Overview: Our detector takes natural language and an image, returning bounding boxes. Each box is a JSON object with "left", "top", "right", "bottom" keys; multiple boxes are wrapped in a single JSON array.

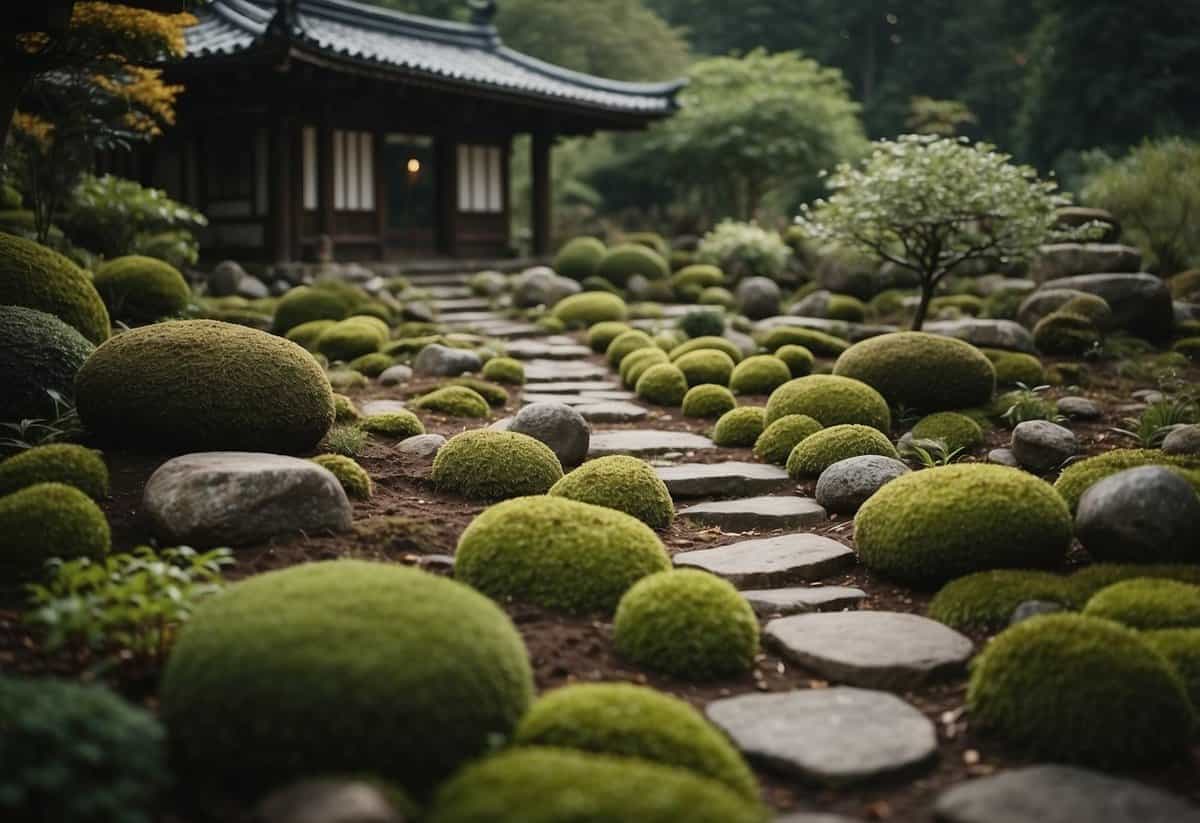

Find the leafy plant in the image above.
[
  {"left": 696, "top": 220, "right": 792, "bottom": 280},
  {"left": 0, "top": 389, "right": 83, "bottom": 456},
  {"left": 323, "top": 423, "right": 368, "bottom": 458},
  {"left": 1111, "top": 397, "right": 1200, "bottom": 448},
  {"left": 891, "top": 403, "right": 924, "bottom": 430},
  {"left": 901, "top": 437, "right": 966, "bottom": 468},
  {"left": 1000, "top": 383, "right": 1065, "bottom": 428}
]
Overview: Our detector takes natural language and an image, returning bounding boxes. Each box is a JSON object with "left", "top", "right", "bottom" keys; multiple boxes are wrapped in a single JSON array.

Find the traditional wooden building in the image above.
[{"left": 135, "top": 0, "right": 682, "bottom": 262}]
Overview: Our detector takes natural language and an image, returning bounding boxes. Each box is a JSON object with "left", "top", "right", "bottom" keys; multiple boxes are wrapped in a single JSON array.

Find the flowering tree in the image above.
[{"left": 798, "top": 135, "right": 1073, "bottom": 330}]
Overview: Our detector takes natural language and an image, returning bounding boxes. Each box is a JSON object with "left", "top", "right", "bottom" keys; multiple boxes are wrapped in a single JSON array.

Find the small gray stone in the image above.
[
  {"left": 1163, "top": 424, "right": 1200, "bottom": 456},
  {"left": 573, "top": 401, "right": 648, "bottom": 423},
  {"left": 790, "top": 289, "right": 833, "bottom": 319},
  {"left": 1010, "top": 420, "right": 1078, "bottom": 473},
  {"left": 933, "top": 764, "right": 1200, "bottom": 823},
  {"left": 256, "top": 779, "right": 405, "bottom": 823},
  {"left": 509, "top": 402, "right": 590, "bottom": 467},
  {"left": 656, "top": 462, "right": 792, "bottom": 499},
  {"left": 395, "top": 433, "right": 446, "bottom": 458},
  {"left": 764, "top": 611, "right": 973, "bottom": 690},
  {"left": 1131, "top": 388, "right": 1166, "bottom": 404},
  {"left": 706, "top": 688, "right": 937, "bottom": 786},
  {"left": 360, "top": 399, "right": 407, "bottom": 416},
  {"left": 676, "top": 496, "right": 827, "bottom": 532},
  {"left": 513, "top": 268, "right": 580, "bottom": 308},
  {"left": 208, "top": 259, "right": 246, "bottom": 297},
  {"left": 1009, "top": 600, "right": 1066, "bottom": 625},
  {"left": 588, "top": 430, "right": 716, "bottom": 457},
  {"left": 1056, "top": 396, "right": 1101, "bottom": 420},
  {"left": 674, "top": 533, "right": 853, "bottom": 587},
  {"left": 814, "top": 455, "right": 910, "bottom": 514},
  {"left": 986, "top": 448, "right": 1019, "bottom": 467},
  {"left": 236, "top": 275, "right": 270, "bottom": 300},
  {"left": 377, "top": 365, "right": 413, "bottom": 386},
  {"left": 412, "top": 343, "right": 481, "bottom": 377},
  {"left": 736, "top": 276, "right": 783, "bottom": 320},
  {"left": 1075, "top": 466, "right": 1200, "bottom": 563},
  {"left": 742, "top": 586, "right": 866, "bottom": 616}
]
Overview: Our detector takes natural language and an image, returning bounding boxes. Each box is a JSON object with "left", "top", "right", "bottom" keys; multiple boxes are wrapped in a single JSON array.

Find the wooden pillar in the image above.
[
  {"left": 269, "top": 113, "right": 294, "bottom": 263},
  {"left": 531, "top": 131, "right": 553, "bottom": 256}
]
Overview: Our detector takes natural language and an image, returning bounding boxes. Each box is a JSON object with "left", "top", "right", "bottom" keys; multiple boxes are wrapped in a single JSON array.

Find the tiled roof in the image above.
[{"left": 184, "top": 0, "right": 683, "bottom": 115}]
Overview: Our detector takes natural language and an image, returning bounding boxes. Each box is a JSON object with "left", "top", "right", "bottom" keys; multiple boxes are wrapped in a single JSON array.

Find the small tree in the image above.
[{"left": 798, "top": 134, "right": 1072, "bottom": 330}]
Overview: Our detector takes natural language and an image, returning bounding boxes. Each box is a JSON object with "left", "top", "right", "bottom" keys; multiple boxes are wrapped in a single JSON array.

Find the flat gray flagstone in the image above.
[
  {"left": 439, "top": 310, "right": 505, "bottom": 323},
  {"left": 573, "top": 402, "right": 649, "bottom": 423},
  {"left": 503, "top": 339, "right": 593, "bottom": 360},
  {"left": 673, "top": 533, "right": 852, "bottom": 587},
  {"left": 587, "top": 429, "right": 716, "bottom": 457},
  {"left": 706, "top": 688, "right": 938, "bottom": 786},
  {"left": 521, "top": 392, "right": 637, "bottom": 407},
  {"left": 764, "top": 611, "right": 973, "bottom": 690},
  {"left": 360, "top": 399, "right": 407, "bottom": 415},
  {"left": 742, "top": 586, "right": 867, "bottom": 616},
  {"left": 525, "top": 360, "right": 611, "bottom": 382},
  {"left": 933, "top": 765, "right": 1200, "bottom": 823},
  {"left": 524, "top": 380, "right": 621, "bottom": 393},
  {"left": 656, "top": 461, "right": 792, "bottom": 499},
  {"left": 775, "top": 815, "right": 862, "bottom": 823},
  {"left": 433, "top": 297, "right": 495, "bottom": 312},
  {"left": 422, "top": 285, "right": 472, "bottom": 299},
  {"left": 676, "top": 496, "right": 827, "bottom": 532}
]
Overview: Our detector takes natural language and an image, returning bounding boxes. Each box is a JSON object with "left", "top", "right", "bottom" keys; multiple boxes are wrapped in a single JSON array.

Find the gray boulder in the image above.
[
  {"left": 986, "top": 448, "right": 1019, "bottom": 468},
  {"left": 1031, "top": 243, "right": 1142, "bottom": 283},
  {"left": 815, "top": 455, "right": 910, "bottom": 514},
  {"left": 1010, "top": 420, "right": 1078, "bottom": 473},
  {"left": 1016, "top": 288, "right": 1093, "bottom": 329},
  {"left": 1056, "top": 396, "right": 1102, "bottom": 420},
  {"left": 208, "top": 260, "right": 246, "bottom": 297},
  {"left": 1055, "top": 206, "right": 1121, "bottom": 242},
  {"left": 257, "top": 780, "right": 405, "bottom": 823},
  {"left": 413, "top": 344, "right": 481, "bottom": 377},
  {"left": 508, "top": 402, "right": 590, "bottom": 467},
  {"left": 377, "top": 364, "right": 413, "bottom": 386},
  {"left": 395, "top": 433, "right": 446, "bottom": 458},
  {"left": 513, "top": 267, "right": 580, "bottom": 308},
  {"left": 924, "top": 318, "right": 1037, "bottom": 353},
  {"left": 1163, "top": 424, "right": 1200, "bottom": 456},
  {"left": 1076, "top": 466, "right": 1200, "bottom": 563},
  {"left": 236, "top": 275, "right": 270, "bottom": 300},
  {"left": 736, "top": 276, "right": 782, "bottom": 320},
  {"left": 1039, "top": 273, "right": 1173, "bottom": 339},
  {"left": 790, "top": 289, "right": 833, "bottom": 319}
]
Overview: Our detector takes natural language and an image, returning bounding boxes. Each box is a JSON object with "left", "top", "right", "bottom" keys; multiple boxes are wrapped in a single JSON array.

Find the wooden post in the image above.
[
  {"left": 531, "top": 131, "right": 552, "bottom": 256},
  {"left": 270, "top": 114, "right": 294, "bottom": 263}
]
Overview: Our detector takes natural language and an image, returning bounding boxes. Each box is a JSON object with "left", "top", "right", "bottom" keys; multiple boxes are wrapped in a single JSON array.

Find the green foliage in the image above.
[
  {"left": 311, "top": 454, "right": 373, "bottom": 500},
  {"left": 712, "top": 407, "right": 766, "bottom": 447},
  {"left": 753, "top": 414, "right": 823, "bottom": 465},
  {"left": 552, "top": 291, "right": 628, "bottom": 327},
  {"left": 1033, "top": 311, "right": 1100, "bottom": 356},
  {"left": 1144, "top": 629, "right": 1200, "bottom": 711},
  {"left": 596, "top": 244, "right": 670, "bottom": 286},
  {"left": 272, "top": 285, "right": 351, "bottom": 333},
  {"left": 759, "top": 326, "right": 848, "bottom": 357},
  {"left": 412, "top": 386, "right": 490, "bottom": 418},
  {"left": 678, "top": 308, "right": 726, "bottom": 339},
  {"left": 906, "top": 96, "right": 978, "bottom": 136},
  {"left": 682, "top": 384, "right": 737, "bottom": 419},
  {"left": 764, "top": 374, "right": 891, "bottom": 431},
  {"left": 929, "top": 570, "right": 1072, "bottom": 631},
  {"left": 995, "top": 383, "right": 1062, "bottom": 428},
  {"left": 456, "top": 495, "right": 670, "bottom": 613},
  {"left": 1054, "top": 449, "right": 1200, "bottom": 511},
  {"left": 1083, "top": 579, "right": 1200, "bottom": 630},
  {"left": 161, "top": 561, "right": 535, "bottom": 795},
  {"left": 855, "top": 464, "right": 1073, "bottom": 586},
  {"left": 636, "top": 363, "right": 689, "bottom": 406},
  {"left": 774, "top": 344, "right": 815, "bottom": 377},
  {"left": 607, "top": 329, "right": 656, "bottom": 366},
  {"left": 550, "top": 455, "right": 675, "bottom": 529},
  {"left": 786, "top": 423, "right": 898, "bottom": 478},
  {"left": 695, "top": 220, "right": 793, "bottom": 278},
  {"left": 729, "top": 355, "right": 791, "bottom": 395},
  {"left": 0, "top": 482, "right": 110, "bottom": 581},
  {"left": 967, "top": 614, "right": 1193, "bottom": 766},
  {"left": 320, "top": 423, "right": 368, "bottom": 458},
  {"left": 674, "top": 349, "right": 735, "bottom": 388},
  {"left": 614, "top": 570, "right": 759, "bottom": 680},
  {"left": 911, "top": 412, "right": 984, "bottom": 452},
  {"left": 0, "top": 305, "right": 94, "bottom": 424},
  {"left": 93, "top": 255, "right": 190, "bottom": 324},
  {"left": 833, "top": 332, "right": 996, "bottom": 412},
  {"left": 76, "top": 320, "right": 335, "bottom": 454},
  {"left": 0, "top": 230, "right": 110, "bottom": 343},
  {"left": 1111, "top": 398, "right": 1199, "bottom": 448},
  {"left": 586, "top": 321, "right": 632, "bottom": 353},
  {"left": 0, "top": 443, "right": 107, "bottom": 499},
  {"left": 552, "top": 236, "right": 607, "bottom": 280},
  {"left": 432, "top": 430, "right": 563, "bottom": 501},
  {"left": 482, "top": 356, "right": 525, "bottom": 385},
  {"left": 0, "top": 675, "right": 169, "bottom": 823}
]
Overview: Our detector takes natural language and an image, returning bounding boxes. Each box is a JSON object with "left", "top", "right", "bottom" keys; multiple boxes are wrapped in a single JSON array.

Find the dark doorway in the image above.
[{"left": 384, "top": 133, "right": 435, "bottom": 253}]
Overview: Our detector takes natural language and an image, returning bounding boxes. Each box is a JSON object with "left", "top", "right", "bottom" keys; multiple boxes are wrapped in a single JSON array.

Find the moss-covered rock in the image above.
[
  {"left": 759, "top": 326, "right": 848, "bottom": 357},
  {"left": 855, "top": 464, "right": 1073, "bottom": 586},
  {"left": 311, "top": 454, "right": 372, "bottom": 499},
  {"left": 636, "top": 363, "right": 688, "bottom": 406},
  {"left": 712, "top": 407, "right": 767, "bottom": 448},
  {"left": 0, "top": 304, "right": 94, "bottom": 422},
  {"left": 0, "top": 444, "right": 108, "bottom": 499},
  {"left": 0, "top": 482, "right": 110, "bottom": 579},
  {"left": 587, "top": 321, "right": 632, "bottom": 353},
  {"left": 552, "top": 236, "right": 607, "bottom": 280},
  {"left": 596, "top": 244, "right": 670, "bottom": 287},
  {"left": 729, "top": 355, "right": 791, "bottom": 395},
  {"left": 1054, "top": 449, "right": 1200, "bottom": 511},
  {"left": 682, "top": 384, "right": 737, "bottom": 419},
  {"left": 285, "top": 319, "right": 338, "bottom": 351},
  {"left": 76, "top": 320, "right": 334, "bottom": 454},
  {"left": 1083, "top": 579, "right": 1200, "bottom": 630},
  {"left": 754, "top": 414, "right": 823, "bottom": 465},
  {"left": 432, "top": 431, "right": 563, "bottom": 501},
  {"left": 316, "top": 317, "right": 387, "bottom": 362},
  {"left": 764, "top": 375, "right": 891, "bottom": 431},
  {"left": 607, "top": 330, "right": 656, "bottom": 367},
  {"left": 412, "top": 386, "right": 490, "bottom": 418},
  {"left": 550, "top": 455, "right": 674, "bottom": 529},
  {"left": 482, "top": 356, "right": 525, "bottom": 385},
  {"left": 361, "top": 411, "right": 425, "bottom": 440},
  {"left": 0, "top": 231, "right": 110, "bottom": 343},
  {"left": 833, "top": 332, "right": 996, "bottom": 412},
  {"left": 826, "top": 294, "right": 867, "bottom": 322},
  {"left": 1174, "top": 337, "right": 1200, "bottom": 360},
  {"left": 983, "top": 349, "right": 1045, "bottom": 386},
  {"left": 439, "top": 377, "right": 509, "bottom": 408},
  {"left": 345, "top": 352, "right": 394, "bottom": 377},
  {"left": 911, "top": 411, "right": 984, "bottom": 451},
  {"left": 327, "top": 368, "right": 367, "bottom": 391},
  {"left": 669, "top": 336, "right": 743, "bottom": 364},
  {"left": 552, "top": 291, "right": 628, "bottom": 328},
  {"left": 674, "top": 349, "right": 735, "bottom": 388},
  {"left": 699, "top": 286, "right": 736, "bottom": 308},
  {"left": 966, "top": 614, "right": 1193, "bottom": 765},
  {"left": 930, "top": 294, "right": 985, "bottom": 317},
  {"left": 272, "top": 285, "right": 350, "bottom": 333},
  {"left": 774, "top": 344, "right": 815, "bottom": 377},
  {"left": 456, "top": 495, "right": 669, "bottom": 612},
  {"left": 513, "top": 683, "right": 757, "bottom": 800},
  {"left": 1067, "top": 563, "right": 1200, "bottom": 606},
  {"left": 93, "top": 255, "right": 189, "bottom": 324},
  {"left": 614, "top": 570, "right": 759, "bottom": 680},
  {"left": 786, "top": 424, "right": 899, "bottom": 478},
  {"left": 671, "top": 264, "right": 725, "bottom": 301},
  {"left": 929, "top": 570, "right": 1072, "bottom": 631},
  {"left": 1143, "top": 628, "right": 1200, "bottom": 710},
  {"left": 1034, "top": 311, "right": 1101, "bottom": 356},
  {"left": 332, "top": 393, "right": 360, "bottom": 423},
  {"left": 1060, "top": 293, "right": 1113, "bottom": 328},
  {"left": 620, "top": 347, "right": 670, "bottom": 387},
  {"left": 161, "top": 561, "right": 533, "bottom": 795}
]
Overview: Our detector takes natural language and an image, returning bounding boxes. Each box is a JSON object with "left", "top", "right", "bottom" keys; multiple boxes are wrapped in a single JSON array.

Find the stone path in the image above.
[
  {"left": 676, "top": 496, "right": 827, "bottom": 532},
  {"left": 572, "top": 402, "right": 649, "bottom": 423},
  {"left": 741, "top": 586, "right": 867, "bottom": 616},
  {"left": 521, "top": 391, "right": 637, "bottom": 405},
  {"left": 525, "top": 360, "right": 611, "bottom": 382},
  {"left": 504, "top": 339, "right": 592, "bottom": 360},
  {"left": 656, "top": 461, "right": 792, "bottom": 499},
  {"left": 673, "top": 534, "right": 853, "bottom": 588},
  {"left": 587, "top": 429, "right": 716, "bottom": 457}
]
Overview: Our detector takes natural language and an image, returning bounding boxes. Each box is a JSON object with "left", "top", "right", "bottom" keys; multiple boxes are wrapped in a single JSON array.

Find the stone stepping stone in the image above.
[
  {"left": 525, "top": 381, "right": 621, "bottom": 393},
  {"left": 360, "top": 399, "right": 407, "bottom": 415},
  {"left": 676, "top": 496, "right": 826, "bottom": 532},
  {"left": 522, "top": 392, "right": 636, "bottom": 407},
  {"left": 504, "top": 340, "right": 594, "bottom": 360},
  {"left": 742, "top": 586, "right": 866, "bottom": 616},
  {"left": 422, "top": 286, "right": 472, "bottom": 299},
  {"left": 933, "top": 765, "right": 1200, "bottom": 823},
  {"left": 706, "top": 688, "right": 937, "bottom": 786},
  {"left": 775, "top": 815, "right": 861, "bottom": 823},
  {"left": 673, "top": 534, "right": 852, "bottom": 588},
  {"left": 525, "top": 360, "right": 610, "bottom": 382},
  {"left": 587, "top": 429, "right": 717, "bottom": 457},
  {"left": 440, "top": 310, "right": 505, "bottom": 323},
  {"left": 404, "top": 273, "right": 471, "bottom": 287},
  {"left": 433, "top": 297, "right": 495, "bottom": 312},
  {"left": 657, "top": 461, "right": 792, "bottom": 499},
  {"left": 574, "top": 402, "right": 649, "bottom": 423},
  {"left": 764, "top": 611, "right": 973, "bottom": 690}
]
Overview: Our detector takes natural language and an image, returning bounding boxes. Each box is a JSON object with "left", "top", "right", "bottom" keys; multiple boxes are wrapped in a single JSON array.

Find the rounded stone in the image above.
[
  {"left": 815, "top": 455, "right": 910, "bottom": 515},
  {"left": 1056, "top": 396, "right": 1101, "bottom": 420},
  {"left": 1009, "top": 599, "right": 1067, "bottom": 625},
  {"left": 413, "top": 344, "right": 482, "bottom": 377},
  {"left": 395, "top": 433, "right": 446, "bottom": 458},
  {"left": 1010, "top": 419, "right": 1078, "bottom": 473},
  {"left": 1075, "top": 466, "right": 1200, "bottom": 563},
  {"left": 987, "top": 447, "right": 1019, "bottom": 467},
  {"left": 377, "top": 364, "right": 413, "bottom": 386},
  {"left": 1163, "top": 424, "right": 1200, "bottom": 456},
  {"left": 508, "top": 402, "right": 590, "bottom": 467},
  {"left": 735, "top": 276, "right": 782, "bottom": 320}
]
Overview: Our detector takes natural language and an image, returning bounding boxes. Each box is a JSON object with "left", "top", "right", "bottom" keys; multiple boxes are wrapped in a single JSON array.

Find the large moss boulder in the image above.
[
  {"left": 431, "top": 430, "right": 563, "bottom": 501},
  {"left": 1053, "top": 449, "right": 1200, "bottom": 511},
  {"left": 75, "top": 320, "right": 334, "bottom": 454},
  {"left": 93, "top": 255, "right": 190, "bottom": 324},
  {"left": 764, "top": 374, "right": 891, "bottom": 431},
  {"left": 0, "top": 231, "right": 110, "bottom": 343},
  {"left": 833, "top": 332, "right": 996, "bottom": 412},
  {"left": 160, "top": 561, "right": 534, "bottom": 796},
  {"left": 0, "top": 304, "right": 94, "bottom": 422}
]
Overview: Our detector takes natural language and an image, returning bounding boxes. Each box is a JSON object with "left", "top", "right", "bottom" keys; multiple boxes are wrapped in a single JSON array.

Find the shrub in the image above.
[
  {"left": 432, "top": 431, "right": 563, "bottom": 501},
  {"left": 412, "top": 387, "right": 490, "bottom": 418},
  {"left": 1082, "top": 579, "right": 1200, "bottom": 630},
  {"left": 607, "top": 330, "right": 656, "bottom": 366},
  {"left": 786, "top": 424, "right": 899, "bottom": 478},
  {"left": 425, "top": 747, "right": 765, "bottom": 823},
  {"left": 481, "top": 356, "right": 525, "bottom": 385},
  {"left": 774, "top": 344, "right": 815, "bottom": 377},
  {"left": 586, "top": 321, "right": 632, "bottom": 353},
  {"left": 550, "top": 455, "right": 674, "bottom": 529},
  {"left": 440, "top": 377, "right": 509, "bottom": 408},
  {"left": 0, "top": 231, "right": 110, "bottom": 343},
  {"left": 674, "top": 349, "right": 735, "bottom": 388},
  {"left": 311, "top": 454, "right": 373, "bottom": 500},
  {"left": 1143, "top": 629, "right": 1200, "bottom": 710},
  {"left": 1054, "top": 449, "right": 1200, "bottom": 511},
  {"left": 911, "top": 412, "right": 984, "bottom": 451},
  {"left": 620, "top": 347, "right": 670, "bottom": 387},
  {"left": 759, "top": 326, "right": 849, "bottom": 357},
  {"left": 855, "top": 464, "right": 1072, "bottom": 586},
  {"left": 346, "top": 352, "right": 394, "bottom": 377},
  {"left": 0, "top": 443, "right": 107, "bottom": 499},
  {"left": 316, "top": 317, "right": 386, "bottom": 362},
  {"left": 764, "top": 374, "right": 891, "bottom": 431},
  {"left": 0, "top": 676, "right": 168, "bottom": 823},
  {"left": 76, "top": 320, "right": 334, "bottom": 454},
  {"left": 754, "top": 414, "right": 823, "bottom": 465},
  {"left": 285, "top": 319, "right": 338, "bottom": 351},
  {"left": 614, "top": 570, "right": 759, "bottom": 680},
  {"left": 929, "top": 570, "right": 1072, "bottom": 631},
  {"left": 93, "top": 255, "right": 190, "bottom": 324},
  {"left": 636, "top": 363, "right": 689, "bottom": 406},
  {"left": 272, "top": 285, "right": 349, "bottom": 333},
  {"left": 833, "top": 332, "right": 996, "bottom": 412},
  {"left": 669, "top": 336, "right": 743, "bottom": 363},
  {"left": 712, "top": 407, "right": 766, "bottom": 447},
  {"left": 596, "top": 244, "right": 670, "bottom": 286},
  {"left": 682, "top": 385, "right": 737, "bottom": 419},
  {"left": 729, "top": 355, "right": 791, "bottom": 395},
  {"left": 966, "top": 614, "right": 1193, "bottom": 765},
  {"left": 456, "top": 495, "right": 669, "bottom": 612},
  {"left": 1033, "top": 311, "right": 1101, "bottom": 356},
  {"left": 678, "top": 308, "right": 726, "bottom": 339},
  {"left": 0, "top": 304, "right": 94, "bottom": 423},
  {"left": 0, "top": 482, "right": 110, "bottom": 580},
  {"left": 161, "top": 561, "right": 534, "bottom": 795},
  {"left": 695, "top": 220, "right": 791, "bottom": 279},
  {"left": 513, "top": 683, "right": 757, "bottom": 800},
  {"left": 984, "top": 349, "right": 1045, "bottom": 386},
  {"left": 552, "top": 236, "right": 606, "bottom": 280},
  {"left": 64, "top": 174, "right": 206, "bottom": 266}
]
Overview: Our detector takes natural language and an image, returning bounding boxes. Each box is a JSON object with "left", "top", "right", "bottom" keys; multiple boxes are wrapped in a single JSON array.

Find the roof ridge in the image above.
[
  {"left": 211, "top": 0, "right": 275, "bottom": 32},
  {"left": 494, "top": 45, "right": 686, "bottom": 96},
  {"left": 301, "top": 0, "right": 500, "bottom": 48}
]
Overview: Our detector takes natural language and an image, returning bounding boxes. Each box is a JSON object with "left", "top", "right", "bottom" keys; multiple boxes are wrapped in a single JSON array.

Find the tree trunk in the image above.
[{"left": 911, "top": 282, "right": 934, "bottom": 331}]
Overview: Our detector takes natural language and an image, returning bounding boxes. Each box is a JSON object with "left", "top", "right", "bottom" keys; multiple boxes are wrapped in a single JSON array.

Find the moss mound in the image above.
[
  {"left": 549, "top": 455, "right": 674, "bottom": 529},
  {"left": 333, "top": 393, "right": 361, "bottom": 423},
  {"left": 76, "top": 320, "right": 334, "bottom": 454},
  {"left": 552, "top": 236, "right": 607, "bottom": 280},
  {"left": 1173, "top": 337, "right": 1200, "bottom": 360},
  {"left": 669, "top": 336, "right": 742, "bottom": 363},
  {"left": 596, "top": 243, "right": 670, "bottom": 286},
  {"left": 911, "top": 411, "right": 984, "bottom": 451},
  {"left": 967, "top": 614, "right": 1192, "bottom": 766},
  {"left": 272, "top": 285, "right": 349, "bottom": 333},
  {"left": 412, "top": 386, "right": 490, "bottom": 418},
  {"left": 699, "top": 286, "right": 736, "bottom": 308},
  {"left": 712, "top": 407, "right": 766, "bottom": 447},
  {"left": 0, "top": 304, "right": 94, "bottom": 422},
  {"left": 513, "top": 683, "right": 757, "bottom": 800},
  {"left": 754, "top": 414, "right": 823, "bottom": 465},
  {"left": 1034, "top": 311, "right": 1100, "bottom": 356},
  {"left": 552, "top": 291, "right": 628, "bottom": 328},
  {"left": 587, "top": 321, "right": 632, "bottom": 353},
  {"left": 0, "top": 444, "right": 108, "bottom": 499},
  {"left": 729, "top": 355, "right": 791, "bottom": 395},
  {"left": 682, "top": 384, "right": 737, "bottom": 419},
  {"left": 774, "top": 344, "right": 815, "bottom": 377},
  {"left": 983, "top": 349, "right": 1045, "bottom": 386},
  {"left": 620, "top": 347, "right": 669, "bottom": 387},
  {"left": 759, "top": 326, "right": 848, "bottom": 357},
  {"left": 93, "top": 255, "right": 190, "bottom": 323},
  {"left": 426, "top": 747, "right": 765, "bottom": 823},
  {"left": 161, "top": 561, "right": 533, "bottom": 796},
  {"left": 311, "top": 454, "right": 372, "bottom": 499},
  {"left": 456, "top": 495, "right": 669, "bottom": 612},
  {"left": 432, "top": 431, "right": 563, "bottom": 501},
  {"left": 672, "top": 264, "right": 726, "bottom": 301},
  {"left": 1054, "top": 449, "right": 1200, "bottom": 511},
  {"left": 764, "top": 374, "right": 891, "bottom": 431},
  {"left": 636, "top": 363, "right": 688, "bottom": 406},
  {"left": 0, "top": 482, "right": 110, "bottom": 579},
  {"left": 674, "top": 349, "right": 734, "bottom": 388},
  {"left": 0, "top": 230, "right": 110, "bottom": 343},
  {"left": 786, "top": 424, "right": 899, "bottom": 478},
  {"left": 1061, "top": 293, "right": 1113, "bottom": 327},
  {"left": 607, "top": 330, "right": 656, "bottom": 367},
  {"left": 440, "top": 377, "right": 509, "bottom": 408},
  {"left": 327, "top": 368, "right": 366, "bottom": 391},
  {"left": 1067, "top": 563, "right": 1200, "bottom": 606},
  {"left": 361, "top": 411, "right": 425, "bottom": 440},
  {"left": 833, "top": 332, "right": 996, "bottom": 412},
  {"left": 1144, "top": 629, "right": 1200, "bottom": 710},
  {"left": 929, "top": 570, "right": 1071, "bottom": 630},
  {"left": 854, "top": 464, "right": 1073, "bottom": 586},
  {"left": 345, "top": 352, "right": 393, "bottom": 377},
  {"left": 316, "top": 317, "right": 387, "bottom": 361},
  {"left": 1083, "top": 579, "right": 1200, "bottom": 630},
  {"left": 482, "top": 356, "right": 525, "bottom": 385},
  {"left": 614, "top": 570, "right": 759, "bottom": 680}
]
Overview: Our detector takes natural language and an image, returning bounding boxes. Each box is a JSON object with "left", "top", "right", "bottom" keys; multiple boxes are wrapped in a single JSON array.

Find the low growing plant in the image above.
[
  {"left": 1112, "top": 396, "right": 1200, "bottom": 448},
  {"left": 0, "top": 389, "right": 84, "bottom": 456},
  {"left": 999, "top": 383, "right": 1064, "bottom": 428},
  {"left": 901, "top": 437, "right": 966, "bottom": 468}
]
